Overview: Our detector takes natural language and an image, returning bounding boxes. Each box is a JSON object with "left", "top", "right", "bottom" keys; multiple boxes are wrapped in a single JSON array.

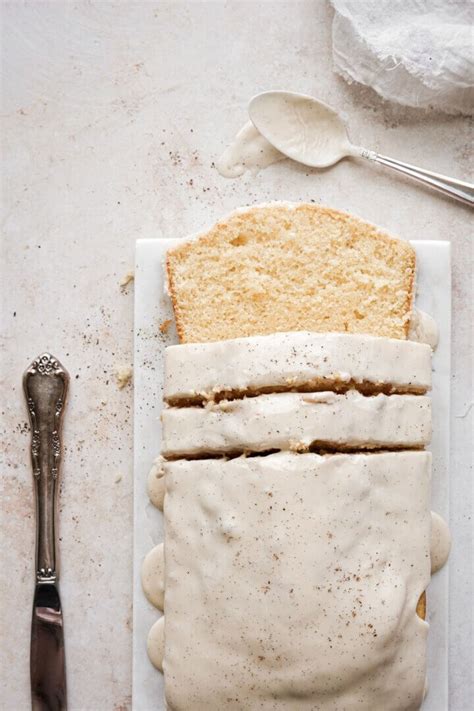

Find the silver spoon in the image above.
[{"left": 249, "top": 90, "right": 474, "bottom": 207}]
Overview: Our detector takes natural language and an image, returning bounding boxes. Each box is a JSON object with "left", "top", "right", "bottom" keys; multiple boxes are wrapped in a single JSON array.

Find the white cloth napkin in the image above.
[{"left": 330, "top": 0, "right": 474, "bottom": 115}]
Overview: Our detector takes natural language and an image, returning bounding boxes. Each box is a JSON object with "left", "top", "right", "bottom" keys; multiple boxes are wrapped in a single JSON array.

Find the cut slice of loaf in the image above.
[
  {"left": 164, "top": 332, "right": 432, "bottom": 404},
  {"left": 161, "top": 391, "right": 432, "bottom": 458},
  {"left": 166, "top": 203, "right": 416, "bottom": 343}
]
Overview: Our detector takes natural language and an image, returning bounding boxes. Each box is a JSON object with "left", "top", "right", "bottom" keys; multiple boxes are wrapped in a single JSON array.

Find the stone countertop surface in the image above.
[{"left": 1, "top": 2, "right": 472, "bottom": 710}]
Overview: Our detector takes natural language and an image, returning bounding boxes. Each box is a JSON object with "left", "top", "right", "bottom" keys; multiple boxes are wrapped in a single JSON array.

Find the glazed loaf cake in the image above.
[{"left": 144, "top": 204, "right": 437, "bottom": 710}]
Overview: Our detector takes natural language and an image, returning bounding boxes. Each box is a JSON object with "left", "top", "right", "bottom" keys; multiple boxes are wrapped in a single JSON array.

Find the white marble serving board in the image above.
[{"left": 133, "top": 237, "right": 451, "bottom": 711}]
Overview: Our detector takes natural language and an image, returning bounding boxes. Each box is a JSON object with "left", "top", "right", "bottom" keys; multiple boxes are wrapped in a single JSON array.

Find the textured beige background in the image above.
[{"left": 1, "top": 2, "right": 472, "bottom": 710}]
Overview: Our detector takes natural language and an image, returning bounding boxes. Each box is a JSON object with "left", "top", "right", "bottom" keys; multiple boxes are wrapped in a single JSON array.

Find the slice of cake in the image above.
[
  {"left": 163, "top": 451, "right": 431, "bottom": 710},
  {"left": 166, "top": 203, "right": 416, "bottom": 343},
  {"left": 161, "top": 390, "right": 432, "bottom": 458},
  {"left": 164, "top": 332, "right": 432, "bottom": 404}
]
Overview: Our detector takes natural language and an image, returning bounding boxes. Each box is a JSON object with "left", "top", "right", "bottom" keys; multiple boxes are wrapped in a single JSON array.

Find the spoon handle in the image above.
[{"left": 359, "top": 149, "right": 474, "bottom": 207}]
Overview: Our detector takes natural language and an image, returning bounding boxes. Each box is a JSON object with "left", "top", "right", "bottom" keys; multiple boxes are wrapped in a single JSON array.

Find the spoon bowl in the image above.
[{"left": 248, "top": 90, "right": 356, "bottom": 168}]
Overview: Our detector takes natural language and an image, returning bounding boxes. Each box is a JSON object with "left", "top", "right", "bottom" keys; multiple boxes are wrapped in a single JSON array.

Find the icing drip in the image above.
[
  {"left": 147, "top": 457, "right": 165, "bottom": 510},
  {"left": 216, "top": 121, "right": 285, "bottom": 178},
  {"left": 141, "top": 543, "right": 165, "bottom": 610},
  {"left": 147, "top": 616, "right": 165, "bottom": 672},
  {"left": 430, "top": 511, "right": 451, "bottom": 574},
  {"left": 409, "top": 309, "right": 439, "bottom": 350}
]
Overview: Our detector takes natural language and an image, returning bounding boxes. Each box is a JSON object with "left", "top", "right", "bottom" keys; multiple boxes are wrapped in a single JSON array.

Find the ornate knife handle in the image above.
[{"left": 24, "top": 354, "right": 69, "bottom": 583}]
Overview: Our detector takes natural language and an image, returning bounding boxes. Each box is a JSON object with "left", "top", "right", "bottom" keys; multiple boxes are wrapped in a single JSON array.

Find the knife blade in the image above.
[
  {"left": 31, "top": 583, "right": 66, "bottom": 710},
  {"left": 24, "top": 353, "right": 69, "bottom": 711}
]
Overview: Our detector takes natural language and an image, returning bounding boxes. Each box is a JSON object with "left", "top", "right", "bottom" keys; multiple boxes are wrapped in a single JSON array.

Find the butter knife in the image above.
[{"left": 24, "top": 353, "right": 69, "bottom": 711}]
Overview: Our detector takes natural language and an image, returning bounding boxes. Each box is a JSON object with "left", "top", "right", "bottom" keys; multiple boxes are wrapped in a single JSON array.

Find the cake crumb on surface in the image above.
[
  {"left": 120, "top": 270, "right": 135, "bottom": 290},
  {"left": 159, "top": 318, "right": 172, "bottom": 334},
  {"left": 115, "top": 365, "right": 133, "bottom": 389}
]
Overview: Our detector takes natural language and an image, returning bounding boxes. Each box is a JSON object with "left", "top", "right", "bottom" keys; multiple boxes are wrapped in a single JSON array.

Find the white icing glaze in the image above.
[
  {"left": 162, "top": 390, "right": 432, "bottom": 457},
  {"left": 163, "top": 451, "right": 431, "bottom": 710},
  {"left": 164, "top": 332, "right": 432, "bottom": 402},
  {"left": 216, "top": 121, "right": 285, "bottom": 178},
  {"left": 141, "top": 543, "right": 164, "bottom": 610},
  {"left": 409, "top": 309, "right": 439, "bottom": 350},
  {"left": 147, "top": 616, "right": 165, "bottom": 672},
  {"left": 430, "top": 511, "right": 451, "bottom": 574},
  {"left": 249, "top": 91, "right": 352, "bottom": 168},
  {"left": 147, "top": 457, "right": 165, "bottom": 510}
]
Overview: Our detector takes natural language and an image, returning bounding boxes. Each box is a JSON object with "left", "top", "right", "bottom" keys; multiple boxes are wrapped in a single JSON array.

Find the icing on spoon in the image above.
[{"left": 249, "top": 91, "right": 355, "bottom": 168}]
